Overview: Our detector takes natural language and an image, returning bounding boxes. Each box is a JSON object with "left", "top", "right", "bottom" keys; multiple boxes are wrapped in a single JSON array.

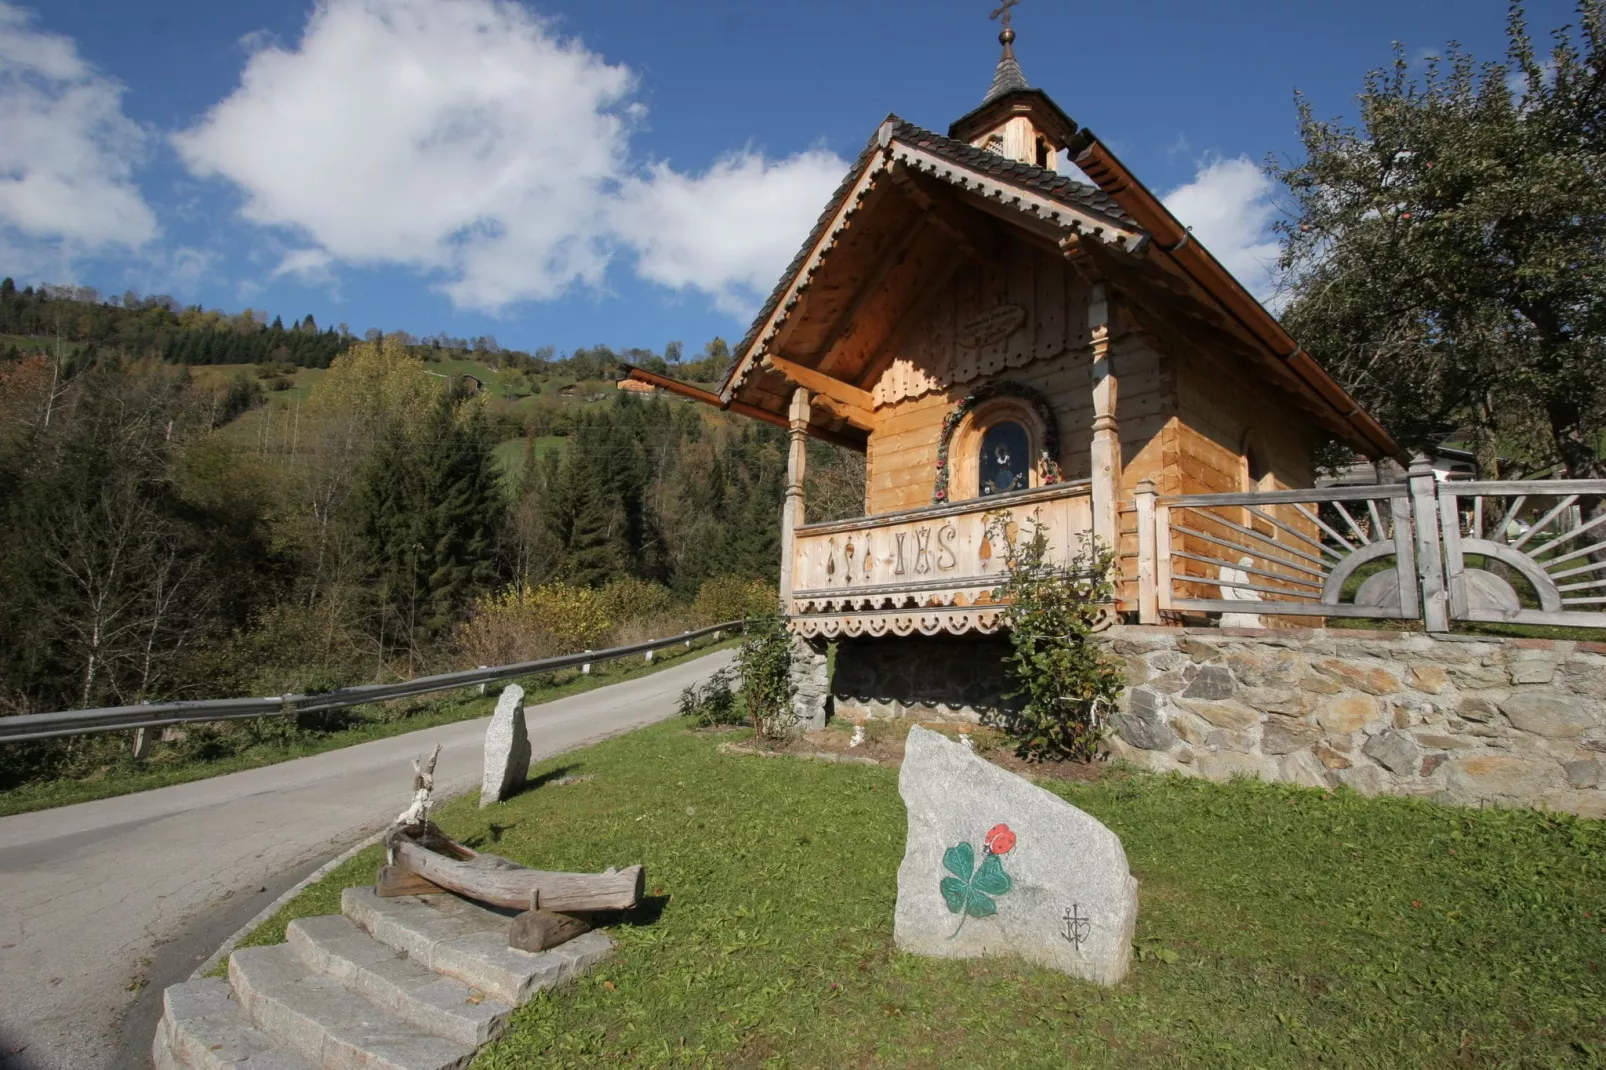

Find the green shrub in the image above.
[
  {"left": 677, "top": 667, "right": 740, "bottom": 726},
  {"left": 693, "top": 576, "right": 778, "bottom": 625},
  {"left": 599, "top": 577, "right": 674, "bottom": 624},
  {"left": 988, "top": 519, "right": 1123, "bottom": 761},
  {"left": 735, "top": 613, "right": 796, "bottom": 739}
]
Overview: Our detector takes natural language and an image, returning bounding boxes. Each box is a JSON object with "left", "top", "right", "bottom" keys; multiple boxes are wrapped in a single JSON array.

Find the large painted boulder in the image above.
[{"left": 894, "top": 726, "right": 1139, "bottom": 985}]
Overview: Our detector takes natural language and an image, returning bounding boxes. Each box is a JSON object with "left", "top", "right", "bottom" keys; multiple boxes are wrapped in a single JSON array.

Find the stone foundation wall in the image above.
[
  {"left": 832, "top": 635, "right": 1015, "bottom": 722},
  {"left": 1104, "top": 626, "right": 1606, "bottom": 818},
  {"left": 788, "top": 634, "right": 830, "bottom": 731}
]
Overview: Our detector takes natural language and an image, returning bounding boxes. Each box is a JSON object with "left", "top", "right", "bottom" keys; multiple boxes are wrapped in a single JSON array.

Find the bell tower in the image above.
[{"left": 948, "top": 1, "right": 1078, "bottom": 172}]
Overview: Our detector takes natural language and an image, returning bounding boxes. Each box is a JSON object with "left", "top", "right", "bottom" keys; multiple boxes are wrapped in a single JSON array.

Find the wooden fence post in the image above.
[
  {"left": 1135, "top": 479, "right": 1158, "bottom": 624},
  {"left": 1408, "top": 457, "right": 1449, "bottom": 632}
]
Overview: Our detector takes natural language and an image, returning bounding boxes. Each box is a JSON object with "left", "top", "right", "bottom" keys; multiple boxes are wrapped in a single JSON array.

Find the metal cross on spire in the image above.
[
  {"left": 981, "top": 0, "right": 1028, "bottom": 102},
  {"left": 990, "top": 0, "right": 1019, "bottom": 32}
]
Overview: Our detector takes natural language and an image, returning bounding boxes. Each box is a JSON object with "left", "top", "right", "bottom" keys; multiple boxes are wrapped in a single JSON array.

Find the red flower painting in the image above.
[{"left": 984, "top": 823, "right": 1016, "bottom": 856}]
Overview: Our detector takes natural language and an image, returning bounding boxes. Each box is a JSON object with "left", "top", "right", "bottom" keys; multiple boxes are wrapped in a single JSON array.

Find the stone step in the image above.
[
  {"left": 342, "top": 887, "right": 612, "bottom": 1006},
  {"left": 155, "top": 977, "right": 318, "bottom": 1070},
  {"left": 287, "top": 915, "right": 514, "bottom": 1047},
  {"left": 229, "top": 944, "right": 476, "bottom": 1070}
]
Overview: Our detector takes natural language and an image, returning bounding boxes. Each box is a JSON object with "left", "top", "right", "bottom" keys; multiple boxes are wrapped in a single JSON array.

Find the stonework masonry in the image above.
[
  {"left": 821, "top": 625, "right": 1606, "bottom": 818},
  {"left": 1103, "top": 626, "right": 1606, "bottom": 818},
  {"left": 789, "top": 634, "right": 831, "bottom": 731}
]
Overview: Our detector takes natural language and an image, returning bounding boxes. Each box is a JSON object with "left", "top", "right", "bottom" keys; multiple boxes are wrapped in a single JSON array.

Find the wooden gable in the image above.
[{"left": 709, "top": 115, "right": 1398, "bottom": 470}]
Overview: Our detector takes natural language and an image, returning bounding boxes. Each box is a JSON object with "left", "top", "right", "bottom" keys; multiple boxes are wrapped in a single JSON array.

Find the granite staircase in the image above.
[{"left": 154, "top": 887, "right": 611, "bottom": 1070}]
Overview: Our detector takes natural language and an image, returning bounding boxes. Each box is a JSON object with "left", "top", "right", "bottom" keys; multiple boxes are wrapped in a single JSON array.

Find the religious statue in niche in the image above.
[
  {"left": 941, "top": 823, "right": 1016, "bottom": 937},
  {"left": 932, "top": 382, "right": 1064, "bottom": 505},
  {"left": 979, "top": 421, "right": 1030, "bottom": 496}
]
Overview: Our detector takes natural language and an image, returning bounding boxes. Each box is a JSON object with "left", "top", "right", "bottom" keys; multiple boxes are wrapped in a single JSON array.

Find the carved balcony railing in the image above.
[{"left": 787, "top": 480, "right": 1094, "bottom": 638}]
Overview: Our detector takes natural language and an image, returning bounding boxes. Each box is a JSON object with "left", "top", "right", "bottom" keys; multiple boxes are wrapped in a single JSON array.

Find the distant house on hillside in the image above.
[{"left": 626, "top": 15, "right": 1397, "bottom": 727}]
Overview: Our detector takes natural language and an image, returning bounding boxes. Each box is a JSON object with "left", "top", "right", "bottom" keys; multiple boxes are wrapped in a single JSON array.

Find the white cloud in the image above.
[
  {"left": 0, "top": 2, "right": 158, "bottom": 266},
  {"left": 1161, "top": 155, "right": 1280, "bottom": 304},
  {"left": 271, "top": 247, "right": 336, "bottom": 282},
  {"left": 174, "top": 0, "right": 845, "bottom": 319},
  {"left": 614, "top": 148, "right": 845, "bottom": 317}
]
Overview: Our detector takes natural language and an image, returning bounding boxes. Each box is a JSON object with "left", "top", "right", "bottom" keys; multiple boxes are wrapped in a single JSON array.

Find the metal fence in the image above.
[
  {"left": 1139, "top": 462, "right": 1606, "bottom": 632},
  {"left": 0, "top": 620, "right": 745, "bottom": 744}
]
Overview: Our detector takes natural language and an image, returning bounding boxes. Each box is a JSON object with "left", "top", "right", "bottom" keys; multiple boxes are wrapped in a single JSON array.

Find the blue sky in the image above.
[{"left": 0, "top": 0, "right": 1575, "bottom": 356}]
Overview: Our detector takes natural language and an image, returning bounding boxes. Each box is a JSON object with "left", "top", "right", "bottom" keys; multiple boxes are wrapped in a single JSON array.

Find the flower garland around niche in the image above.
[{"left": 932, "top": 381, "right": 1063, "bottom": 504}]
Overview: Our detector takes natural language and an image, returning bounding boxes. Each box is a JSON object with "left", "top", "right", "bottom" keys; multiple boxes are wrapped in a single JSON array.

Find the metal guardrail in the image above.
[{"left": 0, "top": 620, "right": 746, "bottom": 743}]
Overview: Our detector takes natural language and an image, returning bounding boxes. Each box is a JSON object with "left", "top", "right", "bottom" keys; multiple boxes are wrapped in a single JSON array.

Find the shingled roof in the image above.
[
  {"left": 729, "top": 116, "right": 1135, "bottom": 372},
  {"left": 983, "top": 46, "right": 1029, "bottom": 102}
]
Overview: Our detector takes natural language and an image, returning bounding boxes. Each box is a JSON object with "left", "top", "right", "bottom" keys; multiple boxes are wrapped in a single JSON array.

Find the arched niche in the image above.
[{"left": 933, "top": 382, "right": 1065, "bottom": 504}]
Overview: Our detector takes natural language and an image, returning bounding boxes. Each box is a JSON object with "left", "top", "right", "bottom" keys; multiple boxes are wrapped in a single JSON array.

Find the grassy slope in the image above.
[
  {"left": 0, "top": 640, "right": 734, "bottom": 819},
  {"left": 234, "top": 722, "right": 1606, "bottom": 1068}
]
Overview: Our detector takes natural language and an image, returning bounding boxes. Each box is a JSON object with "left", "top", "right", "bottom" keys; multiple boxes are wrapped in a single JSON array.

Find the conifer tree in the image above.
[{"left": 353, "top": 392, "right": 505, "bottom": 643}]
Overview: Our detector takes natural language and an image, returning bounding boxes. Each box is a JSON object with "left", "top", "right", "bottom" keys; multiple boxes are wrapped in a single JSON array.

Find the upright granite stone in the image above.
[
  {"left": 894, "top": 726, "right": 1138, "bottom": 986},
  {"left": 481, "top": 684, "right": 530, "bottom": 807}
]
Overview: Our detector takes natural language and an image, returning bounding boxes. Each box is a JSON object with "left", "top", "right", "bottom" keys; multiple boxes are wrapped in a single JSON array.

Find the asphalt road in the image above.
[{"left": 0, "top": 648, "right": 733, "bottom": 1070}]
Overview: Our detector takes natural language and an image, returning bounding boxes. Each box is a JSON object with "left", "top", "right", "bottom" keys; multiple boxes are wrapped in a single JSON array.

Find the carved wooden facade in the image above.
[{"left": 628, "top": 37, "right": 1398, "bottom": 642}]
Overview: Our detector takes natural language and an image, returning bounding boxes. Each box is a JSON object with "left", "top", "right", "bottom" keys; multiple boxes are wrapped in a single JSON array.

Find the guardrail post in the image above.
[
  {"left": 477, "top": 667, "right": 488, "bottom": 695},
  {"left": 582, "top": 651, "right": 592, "bottom": 675},
  {"left": 1135, "top": 479, "right": 1158, "bottom": 624},
  {"left": 644, "top": 649, "right": 654, "bottom": 664},
  {"left": 131, "top": 726, "right": 150, "bottom": 760},
  {"left": 1408, "top": 456, "right": 1449, "bottom": 632}
]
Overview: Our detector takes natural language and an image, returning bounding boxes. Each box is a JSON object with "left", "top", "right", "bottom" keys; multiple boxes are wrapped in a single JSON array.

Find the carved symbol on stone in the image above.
[
  {"left": 1060, "top": 904, "right": 1090, "bottom": 950},
  {"left": 895, "top": 533, "right": 907, "bottom": 575},
  {"left": 936, "top": 522, "right": 958, "bottom": 571},
  {"left": 957, "top": 305, "right": 1028, "bottom": 349},
  {"left": 914, "top": 527, "right": 933, "bottom": 574}
]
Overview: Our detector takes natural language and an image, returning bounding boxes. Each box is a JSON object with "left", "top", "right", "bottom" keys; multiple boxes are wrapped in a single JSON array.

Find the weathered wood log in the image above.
[
  {"left": 375, "top": 863, "right": 446, "bottom": 898},
  {"left": 389, "top": 828, "right": 644, "bottom": 913},
  {"left": 508, "top": 909, "right": 595, "bottom": 952}
]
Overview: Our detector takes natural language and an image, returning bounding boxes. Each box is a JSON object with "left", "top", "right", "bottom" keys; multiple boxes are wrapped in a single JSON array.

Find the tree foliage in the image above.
[{"left": 1272, "top": 2, "right": 1606, "bottom": 477}]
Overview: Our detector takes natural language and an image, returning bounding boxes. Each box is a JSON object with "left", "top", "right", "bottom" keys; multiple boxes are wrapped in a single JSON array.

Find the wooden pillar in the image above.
[
  {"left": 778, "top": 387, "right": 811, "bottom": 609},
  {"left": 1135, "top": 478, "right": 1158, "bottom": 624},
  {"left": 1088, "top": 283, "right": 1120, "bottom": 553},
  {"left": 1408, "top": 456, "right": 1449, "bottom": 632}
]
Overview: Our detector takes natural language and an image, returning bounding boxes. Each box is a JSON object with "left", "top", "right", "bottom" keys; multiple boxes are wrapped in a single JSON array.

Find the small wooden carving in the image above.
[{"left": 957, "top": 305, "right": 1027, "bottom": 349}]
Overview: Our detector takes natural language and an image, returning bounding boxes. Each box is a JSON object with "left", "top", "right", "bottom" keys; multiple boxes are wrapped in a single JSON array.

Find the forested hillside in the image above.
[{"left": 0, "top": 279, "right": 864, "bottom": 739}]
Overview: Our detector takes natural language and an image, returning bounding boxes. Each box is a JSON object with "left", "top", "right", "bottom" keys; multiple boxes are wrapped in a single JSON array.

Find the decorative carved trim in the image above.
[
  {"left": 933, "top": 381, "right": 1065, "bottom": 504},
  {"left": 957, "top": 305, "right": 1028, "bottom": 349},
  {"left": 726, "top": 154, "right": 891, "bottom": 400},
  {"left": 787, "top": 607, "right": 1006, "bottom": 639}
]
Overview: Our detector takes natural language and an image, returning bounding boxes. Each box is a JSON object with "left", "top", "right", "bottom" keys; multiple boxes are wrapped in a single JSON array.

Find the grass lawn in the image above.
[
  {"left": 0, "top": 639, "right": 733, "bottom": 819},
  {"left": 493, "top": 435, "right": 568, "bottom": 484},
  {"left": 234, "top": 721, "right": 1606, "bottom": 1068}
]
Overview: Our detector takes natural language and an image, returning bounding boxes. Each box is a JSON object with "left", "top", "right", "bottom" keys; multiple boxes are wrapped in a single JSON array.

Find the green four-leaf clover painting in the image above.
[{"left": 941, "top": 823, "right": 1016, "bottom": 937}]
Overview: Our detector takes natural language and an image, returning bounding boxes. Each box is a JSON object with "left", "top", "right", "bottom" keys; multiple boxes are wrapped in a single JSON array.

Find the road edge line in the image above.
[{"left": 188, "top": 827, "right": 386, "bottom": 979}]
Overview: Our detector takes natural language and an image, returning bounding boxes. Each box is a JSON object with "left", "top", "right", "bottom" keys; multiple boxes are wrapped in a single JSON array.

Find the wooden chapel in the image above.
[{"left": 628, "top": 13, "right": 1400, "bottom": 722}]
